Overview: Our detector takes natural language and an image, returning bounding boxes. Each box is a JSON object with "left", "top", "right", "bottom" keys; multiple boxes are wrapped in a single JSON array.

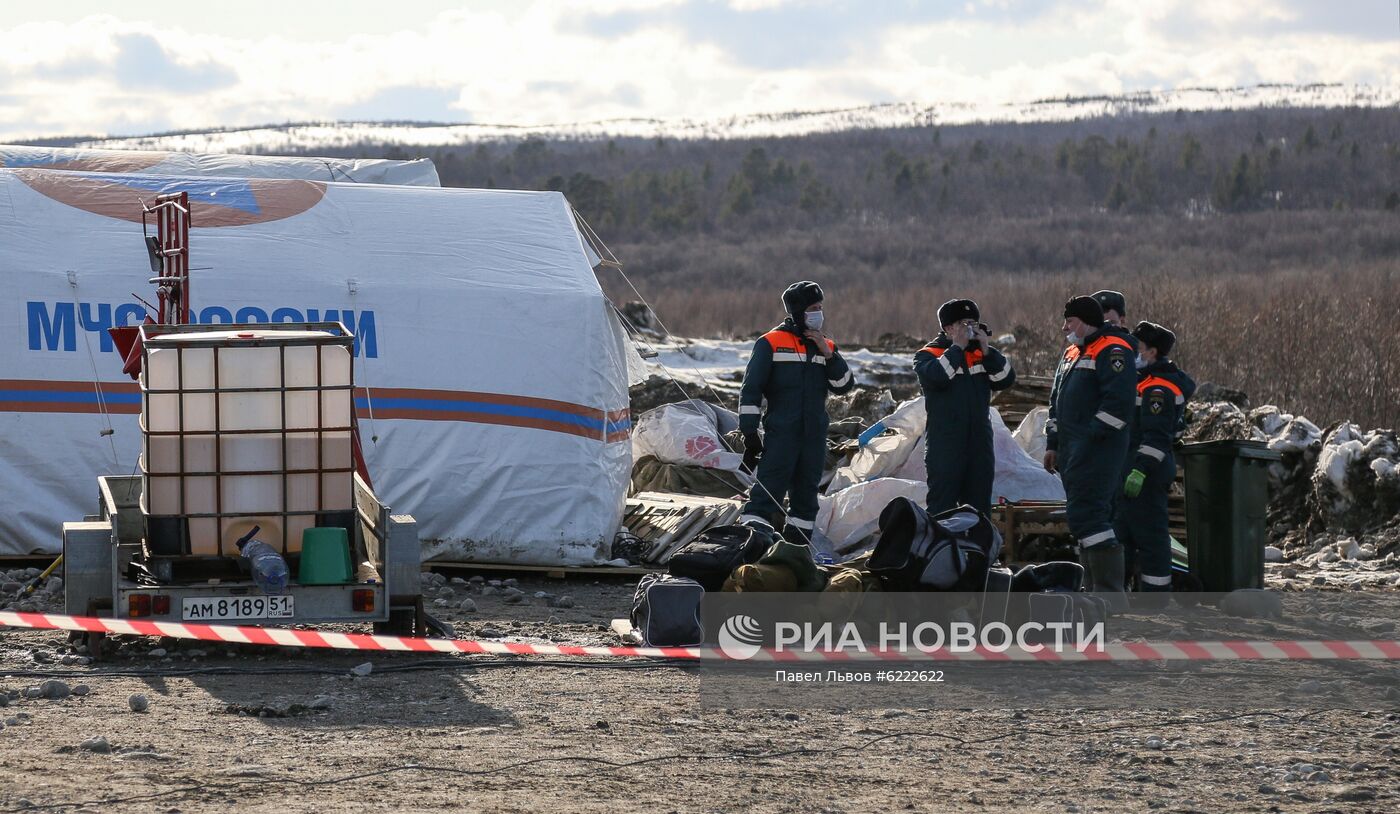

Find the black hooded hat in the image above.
[
  {"left": 1063, "top": 295, "right": 1105, "bottom": 328},
  {"left": 937, "top": 298, "right": 979, "bottom": 328},
  {"left": 782, "top": 281, "right": 824, "bottom": 326},
  {"left": 1132, "top": 321, "right": 1176, "bottom": 357},
  {"left": 1092, "top": 290, "right": 1126, "bottom": 319}
]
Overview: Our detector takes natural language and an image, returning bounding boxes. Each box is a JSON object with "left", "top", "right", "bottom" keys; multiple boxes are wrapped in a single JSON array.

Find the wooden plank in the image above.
[
  {"left": 0, "top": 556, "right": 54, "bottom": 566},
  {"left": 428, "top": 561, "right": 659, "bottom": 578}
]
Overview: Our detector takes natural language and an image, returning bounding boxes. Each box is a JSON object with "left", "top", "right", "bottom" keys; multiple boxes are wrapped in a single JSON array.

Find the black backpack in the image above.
[
  {"left": 870, "top": 498, "right": 1002, "bottom": 591},
  {"left": 1011, "top": 561, "right": 1085, "bottom": 593},
  {"left": 1024, "top": 592, "right": 1109, "bottom": 644},
  {"left": 667, "top": 523, "right": 775, "bottom": 591},
  {"left": 630, "top": 574, "right": 705, "bottom": 647}
]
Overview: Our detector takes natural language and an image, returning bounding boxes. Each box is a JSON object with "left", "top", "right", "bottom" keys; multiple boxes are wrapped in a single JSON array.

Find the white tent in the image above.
[
  {"left": 0, "top": 168, "right": 632, "bottom": 563},
  {"left": 0, "top": 145, "right": 439, "bottom": 186}
]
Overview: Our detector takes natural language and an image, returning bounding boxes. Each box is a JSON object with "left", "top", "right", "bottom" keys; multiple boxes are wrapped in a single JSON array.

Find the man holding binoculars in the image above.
[{"left": 914, "top": 298, "right": 1016, "bottom": 515}]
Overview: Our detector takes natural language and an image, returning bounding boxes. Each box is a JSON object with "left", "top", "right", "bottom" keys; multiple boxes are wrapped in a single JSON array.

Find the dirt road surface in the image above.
[{"left": 2, "top": 571, "right": 1396, "bottom": 813}]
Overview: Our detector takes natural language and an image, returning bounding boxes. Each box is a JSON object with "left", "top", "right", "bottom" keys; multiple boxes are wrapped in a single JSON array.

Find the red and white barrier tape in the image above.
[{"left": 4, "top": 611, "right": 1399, "bottom": 663}]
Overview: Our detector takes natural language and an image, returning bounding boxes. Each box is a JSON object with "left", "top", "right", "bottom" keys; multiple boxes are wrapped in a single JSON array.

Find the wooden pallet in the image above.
[
  {"left": 991, "top": 500, "right": 1069, "bottom": 564},
  {"left": 427, "top": 561, "right": 659, "bottom": 580},
  {"left": 992, "top": 487, "right": 1188, "bottom": 566}
]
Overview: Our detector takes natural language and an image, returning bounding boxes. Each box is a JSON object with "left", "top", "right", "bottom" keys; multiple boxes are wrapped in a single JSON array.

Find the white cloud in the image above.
[{"left": 0, "top": 1, "right": 1395, "bottom": 141}]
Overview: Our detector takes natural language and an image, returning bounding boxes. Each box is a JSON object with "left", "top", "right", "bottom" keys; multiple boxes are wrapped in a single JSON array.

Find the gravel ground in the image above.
[{"left": 1, "top": 568, "right": 1397, "bottom": 813}]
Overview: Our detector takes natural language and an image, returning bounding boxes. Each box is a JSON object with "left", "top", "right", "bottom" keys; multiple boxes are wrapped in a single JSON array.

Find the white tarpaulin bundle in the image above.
[
  {"left": 813, "top": 399, "right": 1064, "bottom": 556},
  {"left": 0, "top": 145, "right": 440, "bottom": 187},
  {"left": 0, "top": 168, "right": 631, "bottom": 562},
  {"left": 632, "top": 400, "right": 745, "bottom": 472},
  {"left": 827, "top": 397, "right": 1065, "bottom": 503}
]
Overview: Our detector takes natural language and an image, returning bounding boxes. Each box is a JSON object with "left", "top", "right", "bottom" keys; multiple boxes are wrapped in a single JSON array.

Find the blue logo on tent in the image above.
[{"left": 72, "top": 172, "right": 263, "bottom": 215}]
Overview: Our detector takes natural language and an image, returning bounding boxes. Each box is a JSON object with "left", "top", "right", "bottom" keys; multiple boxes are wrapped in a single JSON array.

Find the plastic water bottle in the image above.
[{"left": 235, "top": 526, "right": 288, "bottom": 595}]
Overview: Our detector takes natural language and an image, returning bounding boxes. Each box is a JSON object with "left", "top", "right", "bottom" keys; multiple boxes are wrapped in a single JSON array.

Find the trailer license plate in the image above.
[{"left": 182, "top": 595, "right": 294, "bottom": 621}]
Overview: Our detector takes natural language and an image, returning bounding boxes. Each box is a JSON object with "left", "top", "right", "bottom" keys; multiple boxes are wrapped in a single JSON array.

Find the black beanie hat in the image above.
[
  {"left": 937, "top": 298, "right": 979, "bottom": 328},
  {"left": 782, "top": 281, "right": 824, "bottom": 318},
  {"left": 1063, "top": 295, "right": 1105, "bottom": 328},
  {"left": 1092, "top": 289, "right": 1126, "bottom": 318},
  {"left": 1132, "top": 321, "right": 1176, "bottom": 357}
]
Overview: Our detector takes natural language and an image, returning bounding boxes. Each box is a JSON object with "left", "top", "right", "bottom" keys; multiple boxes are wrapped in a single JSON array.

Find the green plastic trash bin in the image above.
[
  {"left": 1179, "top": 440, "right": 1281, "bottom": 593},
  {"left": 298, "top": 527, "right": 353, "bottom": 585}
]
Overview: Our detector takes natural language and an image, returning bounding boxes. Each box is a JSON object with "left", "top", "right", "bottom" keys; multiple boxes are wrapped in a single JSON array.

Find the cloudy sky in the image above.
[{"left": 0, "top": 0, "right": 1395, "bottom": 140}]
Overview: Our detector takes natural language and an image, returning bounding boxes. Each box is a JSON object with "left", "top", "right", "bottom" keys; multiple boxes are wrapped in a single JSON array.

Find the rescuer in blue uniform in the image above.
[
  {"left": 1044, "top": 290, "right": 1136, "bottom": 473},
  {"left": 1092, "top": 289, "right": 1128, "bottom": 329},
  {"left": 738, "top": 281, "right": 855, "bottom": 544},
  {"left": 914, "top": 298, "right": 1016, "bottom": 516},
  {"left": 1049, "top": 295, "right": 1137, "bottom": 605},
  {"left": 1115, "top": 321, "right": 1196, "bottom": 605}
]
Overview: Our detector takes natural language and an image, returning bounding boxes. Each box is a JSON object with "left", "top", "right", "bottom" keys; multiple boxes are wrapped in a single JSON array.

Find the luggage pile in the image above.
[{"left": 630, "top": 497, "right": 1096, "bottom": 646}]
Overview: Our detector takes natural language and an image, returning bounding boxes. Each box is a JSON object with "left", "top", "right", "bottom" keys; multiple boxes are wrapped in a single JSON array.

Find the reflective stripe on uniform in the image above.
[
  {"left": 772, "top": 352, "right": 824, "bottom": 364},
  {"left": 828, "top": 370, "right": 852, "bottom": 387},
  {"left": 1141, "top": 573, "right": 1173, "bottom": 586},
  {"left": 967, "top": 364, "right": 985, "bottom": 375},
  {"left": 739, "top": 514, "right": 773, "bottom": 529},
  {"left": 1095, "top": 411, "right": 1126, "bottom": 430},
  {"left": 1080, "top": 529, "right": 1117, "bottom": 547},
  {"left": 988, "top": 366, "right": 1011, "bottom": 382},
  {"left": 1138, "top": 445, "right": 1166, "bottom": 461},
  {"left": 1074, "top": 358, "right": 1096, "bottom": 370},
  {"left": 785, "top": 516, "right": 814, "bottom": 530},
  {"left": 739, "top": 405, "right": 762, "bottom": 415},
  {"left": 937, "top": 353, "right": 956, "bottom": 378}
]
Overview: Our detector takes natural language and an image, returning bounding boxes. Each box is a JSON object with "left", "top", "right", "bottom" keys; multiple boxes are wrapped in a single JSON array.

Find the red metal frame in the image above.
[{"left": 147, "top": 192, "right": 191, "bottom": 325}]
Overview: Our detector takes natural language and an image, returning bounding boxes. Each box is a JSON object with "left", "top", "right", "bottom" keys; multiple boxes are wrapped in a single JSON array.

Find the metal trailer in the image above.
[{"left": 63, "top": 473, "right": 423, "bottom": 657}]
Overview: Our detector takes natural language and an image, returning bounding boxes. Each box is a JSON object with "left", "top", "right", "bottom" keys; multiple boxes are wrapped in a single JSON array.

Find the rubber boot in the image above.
[{"left": 1080, "top": 543, "right": 1128, "bottom": 613}]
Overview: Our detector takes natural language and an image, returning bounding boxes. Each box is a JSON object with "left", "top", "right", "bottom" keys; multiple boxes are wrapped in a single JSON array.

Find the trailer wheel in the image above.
[
  {"left": 374, "top": 607, "right": 417, "bottom": 637},
  {"left": 85, "top": 599, "right": 111, "bottom": 663},
  {"left": 87, "top": 631, "right": 108, "bottom": 661}
]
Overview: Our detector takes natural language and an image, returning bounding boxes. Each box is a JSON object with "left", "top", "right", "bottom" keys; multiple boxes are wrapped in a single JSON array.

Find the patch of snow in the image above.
[
  {"left": 73, "top": 84, "right": 1400, "bottom": 154},
  {"left": 638, "top": 338, "right": 913, "bottom": 397}
]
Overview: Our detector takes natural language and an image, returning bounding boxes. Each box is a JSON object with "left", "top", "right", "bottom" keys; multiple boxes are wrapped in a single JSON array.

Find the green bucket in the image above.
[{"left": 299, "top": 527, "right": 353, "bottom": 585}]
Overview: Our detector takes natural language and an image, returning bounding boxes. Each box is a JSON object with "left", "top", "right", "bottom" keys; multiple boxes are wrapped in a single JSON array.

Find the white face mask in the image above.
[
  {"left": 1135, "top": 355, "right": 1150, "bottom": 369},
  {"left": 804, "top": 310, "right": 824, "bottom": 331},
  {"left": 1067, "top": 331, "right": 1084, "bottom": 346}
]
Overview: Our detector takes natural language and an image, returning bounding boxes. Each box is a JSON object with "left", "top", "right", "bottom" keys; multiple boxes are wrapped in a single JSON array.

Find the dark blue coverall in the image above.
[
  {"left": 1051, "top": 327, "right": 1138, "bottom": 549},
  {"left": 914, "top": 335, "right": 1016, "bottom": 516},
  {"left": 1045, "top": 327, "right": 1140, "bottom": 456},
  {"left": 1114, "top": 362, "right": 1196, "bottom": 590},
  {"left": 738, "top": 319, "right": 854, "bottom": 541}
]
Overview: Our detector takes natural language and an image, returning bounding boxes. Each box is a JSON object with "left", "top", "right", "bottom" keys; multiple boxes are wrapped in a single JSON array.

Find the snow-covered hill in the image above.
[{"left": 75, "top": 83, "right": 1398, "bottom": 154}]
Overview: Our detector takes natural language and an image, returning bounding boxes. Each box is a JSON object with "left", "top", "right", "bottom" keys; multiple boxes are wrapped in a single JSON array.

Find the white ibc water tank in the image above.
[{"left": 140, "top": 326, "right": 355, "bottom": 557}]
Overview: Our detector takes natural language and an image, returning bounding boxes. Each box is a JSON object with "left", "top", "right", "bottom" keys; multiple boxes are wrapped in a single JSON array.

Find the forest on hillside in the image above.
[{"left": 287, "top": 105, "right": 1400, "bottom": 429}]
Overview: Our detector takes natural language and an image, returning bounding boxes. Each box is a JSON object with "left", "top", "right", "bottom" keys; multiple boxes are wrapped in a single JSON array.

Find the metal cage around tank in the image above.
[{"left": 137, "top": 322, "right": 357, "bottom": 558}]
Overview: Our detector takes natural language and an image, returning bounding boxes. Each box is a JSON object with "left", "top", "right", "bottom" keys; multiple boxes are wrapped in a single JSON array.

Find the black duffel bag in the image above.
[
  {"left": 1011, "top": 561, "right": 1085, "bottom": 593},
  {"left": 630, "top": 574, "right": 705, "bottom": 647},
  {"left": 667, "top": 522, "right": 776, "bottom": 591},
  {"left": 870, "top": 498, "right": 1002, "bottom": 591}
]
